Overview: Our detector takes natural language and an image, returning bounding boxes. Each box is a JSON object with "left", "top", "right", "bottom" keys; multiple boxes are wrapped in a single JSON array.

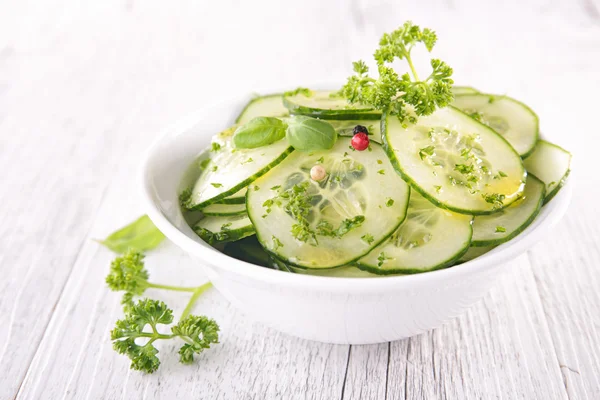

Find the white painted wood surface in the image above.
[{"left": 1, "top": 0, "right": 599, "bottom": 398}]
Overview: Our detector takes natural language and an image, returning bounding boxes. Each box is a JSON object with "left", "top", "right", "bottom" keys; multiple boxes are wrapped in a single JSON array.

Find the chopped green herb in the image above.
[
  {"left": 211, "top": 165, "right": 218, "bottom": 172},
  {"left": 434, "top": 185, "right": 442, "bottom": 193},
  {"left": 199, "top": 159, "right": 211, "bottom": 170},
  {"left": 377, "top": 159, "right": 383, "bottom": 164},
  {"left": 179, "top": 188, "right": 193, "bottom": 208},
  {"left": 377, "top": 169, "right": 385, "bottom": 175},
  {"left": 316, "top": 216, "right": 365, "bottom": 238},
  {"left": 482, "top": 193, "right": 506, "bottom": 209},
  {"left": 220, "top": 223, "right": 232, "bottom": 231},
  {"left": 317, "top": 156, "right": 324, "bottom": 163},
  {"left": 419, "top": 145, "right": 435, "bottom": 160},
  {"left": 272, "top": 236, "right": 284, "bottom": 250},
  {"left": 266, "top": 181, "right": 316, "bottom": 244},
  {"left": 254, "top": 185, "right": 260, "bottom": 191},
  {"left": 386, "top": 198, "right": 394, "bottom": 207},
  {"left": 454, "top": 164, "right": 474, "bottom": 175},
  {"left": 377, "top": 252, "right": 392, "bottom": 267},
  {"left": 361, "top": 234, "right": 375, "bottom": 245},
  {"left": 495, "top": 226, "right": 506, "bottom": 233},
  {"left": 241, "top": 158, "right": 254, "bottom": 164},
  {"left": 210, "top": 183, "right": 223, "bottom": 188},
  {"left": 270, "top": 185, "right": 281, "bottom": 191},
  {"left": 211, "top": 142, "right": 221, "bottom": 152}
]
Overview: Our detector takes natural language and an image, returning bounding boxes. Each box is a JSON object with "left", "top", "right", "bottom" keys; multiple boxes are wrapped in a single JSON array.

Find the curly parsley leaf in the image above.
[{"left": 172, "top": 315, "right": 220, "bottom": 364}]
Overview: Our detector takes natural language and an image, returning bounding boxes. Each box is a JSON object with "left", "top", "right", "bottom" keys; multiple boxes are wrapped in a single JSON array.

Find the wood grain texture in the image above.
[{"left": 1, "top": 0, "right": 599, "bottom": 399}]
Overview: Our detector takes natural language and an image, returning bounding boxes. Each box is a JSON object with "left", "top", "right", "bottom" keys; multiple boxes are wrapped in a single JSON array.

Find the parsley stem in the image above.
[
  {"left": 406, "top": 55, "right": 420, "bottom": 81},
  {"left": 134, "top": 332, "right": 175, "bottom": 340},
  {"left": 181, "top": 282, "right": 213, "bottom": 319},
  {"left": 145, "top": 282, "right": 199, "bottom": 293}
]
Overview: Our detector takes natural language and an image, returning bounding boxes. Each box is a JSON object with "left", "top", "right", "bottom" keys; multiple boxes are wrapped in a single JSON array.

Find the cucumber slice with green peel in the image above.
[
  {"left": 357, "top": 191, "right": 473, "bottom": 275},
  {"left": 472, "top": 174, "right": 545, "bottom": 247},
  {"left": 458, "top": 245, "right": 495, "bottom": 263},
  {"left": 187, "top": 127, "right": 294, "bottom": 209},
  {"left": 247, "top": 138, "right": 410, "bottom": 269},
  {"left": 328, "top": 120, "right": 382, "bottom": 143},
  {"left": 275, "top": 259, "right": 381, "bottom": 277},
  {"left": 523, "top": 140, "right": 572, "bottom": 204},
  {"left": 235, "top": 94, "right": 288, "bottom": 125},
  {"left": 202, "top": 202, "right": 246, "bottom": 216},
  {"left": 193, "top": 213, "right": 254, "bottom": 244},
  {"left": 223, "top": 236, "right": 271, "bottom": 267},
  {"left": 383, "top": 107, "right": 526, "bottom": 215},
  {"left": 283, "top": 90, "right": 381, "bottom": 120},
  {"left": 452, "top": 93, "right": 539, "bottom": 157},
  {"left": 215, "top": 187, "right": 248, "bottom": 204},
  {"left": 452, "top": 86, "right": 479, "bottom": 95}
]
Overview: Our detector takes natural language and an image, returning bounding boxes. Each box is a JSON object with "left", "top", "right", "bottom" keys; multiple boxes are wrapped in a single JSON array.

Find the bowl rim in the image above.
[{"left": 140, "top": 87, "right": 572, "bottom": 292}]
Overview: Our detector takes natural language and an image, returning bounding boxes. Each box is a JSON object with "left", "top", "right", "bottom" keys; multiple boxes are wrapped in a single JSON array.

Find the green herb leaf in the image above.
[
  {"left": 361, "top": 233, "right": 375, "bottom": 245},
  {"left": 211, "top": 183, "right": 223, "bottom": 188},
  {"left": 98, "top": 215, "right": 165, "bottom": 254},
  {"left": 172, "top": 315, "right": 220, "bottom": 365},
  {"left": 233, "top": 117, "right": 287, "bottom": 149},
  {"left": 286, "top": 116, "right": 337, "bottom": 152},
  {"left": 495, "top": 226, "right": 506, "bottom": 233}
]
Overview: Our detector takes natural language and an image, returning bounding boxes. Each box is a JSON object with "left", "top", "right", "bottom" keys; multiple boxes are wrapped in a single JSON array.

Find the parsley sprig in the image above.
[
  {"left": 106, "top": 249, "right": 218, "bottom": 373},
  {"left": 338, "top": 21, "right": 454, "bottom": 123},
  {"left": 111, "top": 298, "right": 219, "bottom": 373}
]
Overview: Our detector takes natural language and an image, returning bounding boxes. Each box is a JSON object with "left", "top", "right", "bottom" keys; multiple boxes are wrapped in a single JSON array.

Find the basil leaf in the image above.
[
  {"left": 285, "top": 116, "right": 337, "bottom": 152},
  {"left": 98, "top": 215, "right": 165, "bottom": 253},
  {"left": 233, "top": 117, "right": 287, "bottom": 149}
]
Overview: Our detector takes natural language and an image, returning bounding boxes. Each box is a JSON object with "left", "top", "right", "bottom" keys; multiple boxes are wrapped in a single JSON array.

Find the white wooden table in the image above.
[{"left": 1, "top": 1, "right": 599, "bottom": 398}]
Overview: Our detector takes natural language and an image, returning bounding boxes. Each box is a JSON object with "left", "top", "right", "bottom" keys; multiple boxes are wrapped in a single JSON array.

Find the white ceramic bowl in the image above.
[{"left": 140, "top": 91, "right": 572, "bottom": 345}]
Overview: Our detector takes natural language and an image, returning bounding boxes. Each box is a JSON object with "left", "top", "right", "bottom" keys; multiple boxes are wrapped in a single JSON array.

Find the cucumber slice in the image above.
[
  {"left": 235, "top": 94, "right": 288, "bottom": 125},
  {"left": 215, "top": 187, "right": 247, "bottom": 204},
  {"left": 202, "top": 202, "right": 246, "bottom": 216},
  {"left": 472, "top": 175, "right": 545, "bottom": 246},
  {"left": 278, "top": 261, "right": 380, "bottom": 277},
  {"left": 452, "top": 93, "right": 539, "bottom": 157},
  {"left": 247, "top": 138, "right": 410, "bottom": 269},
  {"left": 458, "top": 245, "right": 494, "bottom": 263},
  {"left": 523, "top": 140, "right": 572, "bottom": 204},
  {"left": 188, "top": 127, "right": 294, "bottom": 209},
  {"left": 283, "top": 90, "right": 381, "bottom": 120},
  {"left": 223, "top": 236, "right": 271, "bottom": 267},
  {"left": 383, "top": 107, "right": 526, "bottom": 215},
  {"left": 193, "top": 213, "right": 254, "bottom": 244},
  {"left": 453, "top": 86, "right": 479, "bottom": 95},
  {"left": 328, "top": 120, "right": 382, "bottom": 143},
  {"left": 357, "top": 191, "right": 472, "bottom": 274}
]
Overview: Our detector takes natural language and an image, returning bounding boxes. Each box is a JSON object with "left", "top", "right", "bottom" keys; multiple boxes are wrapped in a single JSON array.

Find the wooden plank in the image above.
[
  {"left": 387, "top": 255, "right": 568, "bottom": 399},
  {"left": 342, "top": 344, "right": 389, "bottom": 400},
  {"left": 528, "top": 203, "right": 600, "bottom": 399}
]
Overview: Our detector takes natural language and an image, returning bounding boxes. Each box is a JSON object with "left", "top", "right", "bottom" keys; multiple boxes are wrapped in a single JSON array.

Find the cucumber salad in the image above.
[{"left": 179, "top": 22, "right": 571, "bottom": 277}]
